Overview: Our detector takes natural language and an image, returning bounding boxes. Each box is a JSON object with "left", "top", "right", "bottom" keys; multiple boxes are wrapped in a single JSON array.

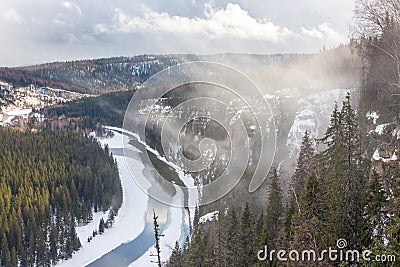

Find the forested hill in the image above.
[
  {"left": 0, "top": 55, "right": 180, "bottom": 94},
  {"left": 166, "top": 1, "right": 400, "bottom": 266},
  {"left": 0, "top": 128, "right": 122, "bottom": 266},
  {"left": 45, "top": 90, "right": 134, "bottom": 129},
  {"left": 0, "top": 48, "right": 358, "bottom": 95}
]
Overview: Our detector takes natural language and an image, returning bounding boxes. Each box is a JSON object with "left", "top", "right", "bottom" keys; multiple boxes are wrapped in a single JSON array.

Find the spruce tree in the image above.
[
  {"left": 49, "top": 221, "right": 58, "bottom": 265},
  {"left": 285, "top": 131, "right": 315, "bottom": 248},
  {"left": 167, "top": 241, "right": 182, "bottom": 267},
  {"left": 238, "top": 201, "right": 255, "bottom": 266},
  {"left": 10, "top": 246, "right": 18, "bottom": 267},
  {"left": 1, "top": 233, "right": 11, "bottom": 267},
  {"left": 291, "top": 174, "right": 328, "bottom": 267},
  {"left": 99, "top": 218, "right": 105, "bottom": 234},
  {"left": 260, "top": 168, "right": 283, "bottom": 266},
  {"left": 365, "top": 172, "right": 387, "bottom": 245},
  {"left": 152, "top": 210, "right": 162, "bottom": 267},
  {"left": 189, "top": 228, "right": 204, "bottom": 266},
  {"left": 225, "top": 206, "right": 239, "bottom": 266},
  {"left": 317, "top": 93, "right": 368, "bottom": 249},
  {"left": 292, "top": 130, "right": 315, "bottom": 198}
]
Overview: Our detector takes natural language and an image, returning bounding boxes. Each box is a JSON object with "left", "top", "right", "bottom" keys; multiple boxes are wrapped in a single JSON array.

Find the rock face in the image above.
[{"left": 133, "top": 86, "right": 354, "bottom": 190}]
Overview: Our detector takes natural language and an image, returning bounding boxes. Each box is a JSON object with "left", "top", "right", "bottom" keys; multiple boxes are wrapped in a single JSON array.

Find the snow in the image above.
[
  {"left": 0, "top": 108, "right": 32, "bottom": 124},
  {"left": 199, "top": 211, "right": 219, "bottom": 224},
  {"left": 373, "top": 149, "right": 381, "bottom": 161},
  {"left": 106, "top": 126, "right": 198, "bottom": 226},
  {"left": 0, "top": 81, "right": 10, "bottom": 87},
  {"left": 58, "top": 130, "right": 149, "bottom": 267},
  {"left": 372, "top": 149, "right": 398, "bottom": 163},
  {"left": 375, "top": 124, "right": 389, "bottom": 135},
  {"left": 72, "top": 126, "right": 194, "bottom": 266},
  {"left": 366, "top": 111, "right": 379, "bottom": 124},
  {"left": 3, "top": 108, "right": 32, "bottom": 116},
  {"left": 105, "top": 126, "right": 199, "bottom": 208}
]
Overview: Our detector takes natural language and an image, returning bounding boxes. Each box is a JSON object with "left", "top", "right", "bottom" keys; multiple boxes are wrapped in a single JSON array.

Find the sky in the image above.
[{"left": 0, "top": 0, "right": 355, "bottom": 66}]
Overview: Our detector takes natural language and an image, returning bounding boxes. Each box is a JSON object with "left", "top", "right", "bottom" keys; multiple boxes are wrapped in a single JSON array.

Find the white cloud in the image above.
[
  {"left": 301, "top": 23, "right": 346, "bottom": 43},
  {"left": 2, "top": 9, "right": 24, "bottom": 24},
  {"left": 0, "top": 0, "right": 353, "bottom": 66},
  {"left": 52, "top": 19, "right": 67, "bottom": 26},
  {"left": 63, "top": 1, "right": 82, "bottom": 16},
  {"left": 96, "top": 3, "right": 293, "bottom": 43}
]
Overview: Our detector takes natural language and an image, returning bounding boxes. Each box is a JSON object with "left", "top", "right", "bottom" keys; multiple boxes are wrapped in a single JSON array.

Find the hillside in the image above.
[
  {"left": 0, "top": 48, "right": 359, "bottom": 95},
  {"left": 0, "top": 55, "right": 180, "bottom": 94},
  {"left": 0, "top": 128, "right": 122, "bottom": 266}
]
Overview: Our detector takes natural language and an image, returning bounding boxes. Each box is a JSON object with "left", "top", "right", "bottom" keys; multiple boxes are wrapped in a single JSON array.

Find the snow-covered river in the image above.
[{"left": 58, "top": 128, "right": 192, "bottom": 267}]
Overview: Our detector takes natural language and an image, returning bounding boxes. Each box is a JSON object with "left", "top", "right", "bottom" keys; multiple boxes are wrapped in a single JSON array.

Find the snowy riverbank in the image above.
[
  {"left": 58, "top": 127, "right": 194, "bottom": 266},
  {"left": 58, "top": 130, "right": 149, "bottom": 266}
]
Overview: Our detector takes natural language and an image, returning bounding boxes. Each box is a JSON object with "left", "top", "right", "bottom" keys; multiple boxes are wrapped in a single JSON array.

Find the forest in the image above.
[
  {"left": 164, "top": 0, "right": 400, "bottom": 266},
  {"left": 0, "top": 129, "right": 122, "bottom": 266},
  {"left": 0, "top": 56, "right": 179, "bottom": 94},
  {"left": 2, "top": 0, "right": 400, "bottom": 266},
  {"left": 44, "top": 90, "right": 134, "bottom": 130}
]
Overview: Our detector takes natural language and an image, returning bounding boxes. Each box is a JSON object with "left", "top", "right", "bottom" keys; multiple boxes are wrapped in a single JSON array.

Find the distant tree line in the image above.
[
  {"left": 44, "top": 90, "right": 134, "bottom": 130},
  {"left": 0, "top": 55, "right": 180, "bottom": 94}
]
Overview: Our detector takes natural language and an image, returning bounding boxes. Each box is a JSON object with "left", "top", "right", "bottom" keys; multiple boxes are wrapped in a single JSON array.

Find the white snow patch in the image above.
[
  {"left": 366, "top": 111, "right": 379, "bottom": 124},
  {"left": 373, "top": 149, "right": 381, "bottom": 161},
  {"left": 372, "top": 149, "right": 398, "bottom": 163},
  {"left": 199, "top": 211, "right": 219, "bottom": 224},
  {"left": 388, "top": 152, "right": 397, "bottom": 162},
  {"left": 375, "top": 124, "right": 388, "bottom": 135}
]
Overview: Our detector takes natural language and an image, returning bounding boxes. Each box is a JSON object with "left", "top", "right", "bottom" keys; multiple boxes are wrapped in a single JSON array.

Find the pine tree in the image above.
[
  {"left": 108, "top": 209, "right": 115, "bottom": 227},
  {"left": 49, "top": 221, "right": 58, "bottom": 265},
  {"left": 317, "top": 93, "right": 368, "bottom": 249},
  {"left": 70, "top": 219, "right": 81, "bottom": 251},
  {"left": 167, "top": 241, "right": 182, "bottom": 267},
  {"left": 292, "top": 130, "right": 315, "bottom": 198},
  {"left": 10, "top": 246, "right": 18, "bottom": 267},
  {"left": 225, "top": 206, "right": 239, "bottom": 266},
  {"left": 193, "top": 205, "right": 200, "bottom": 234},
  {"left": 27, "top": 230, "right": 36, "bottom": 266},
  {"left": 35, "top": 227, "right": 48, "bottom": 266},
  {"left": 291, "top": 174, "right": 328, "bottom": 267},
  {"left": 381, "top": 167, "right": 400, "bottom": 261},
  {"left": 238, "top": 201, "right": 255, "bottom": 266},
  {"left": 152, "top": 210, "right": 162, "bottom": 267},
  {"left": 99, "top": 218, "right": 105, "bottom": 234},
  {"left": 1, "top": 233, "right": 11, "bottom": 267},
  {"left": 260, "top": 168, "right": 283, "bottom": 266},
  {"left": 189, "top": 227, "right": 204, "bottom": 266},
  {"left": 365, "top": 172, "right": 387, "bottom": 245},
  {"left": 285, "top": 131, "right": 315, "bottom": 248}
]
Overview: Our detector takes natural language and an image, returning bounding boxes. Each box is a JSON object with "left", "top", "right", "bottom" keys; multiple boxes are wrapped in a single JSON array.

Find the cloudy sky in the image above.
[{"left": 0, "top": 0, "right": 355, "bottom": 66}]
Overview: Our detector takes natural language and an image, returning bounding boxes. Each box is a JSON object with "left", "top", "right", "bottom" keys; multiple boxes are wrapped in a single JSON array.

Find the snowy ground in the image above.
[
  {"left": 0, "top": 108, "right": 32, "bottom": 123},
  {"left": 58, "top": 130, "right": 149, "bottom": 267}
]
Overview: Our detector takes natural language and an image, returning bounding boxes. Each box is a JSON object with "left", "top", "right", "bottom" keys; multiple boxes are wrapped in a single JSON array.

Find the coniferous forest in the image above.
[
  {"left": 2, "top": 0, "right": 400, "bottom": 266},
  {"left": 0, "top": 129, "right": 122, "bottom": 266},
  {"left": 166, "top": 1, "right": 400, "bottom": 265}
]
